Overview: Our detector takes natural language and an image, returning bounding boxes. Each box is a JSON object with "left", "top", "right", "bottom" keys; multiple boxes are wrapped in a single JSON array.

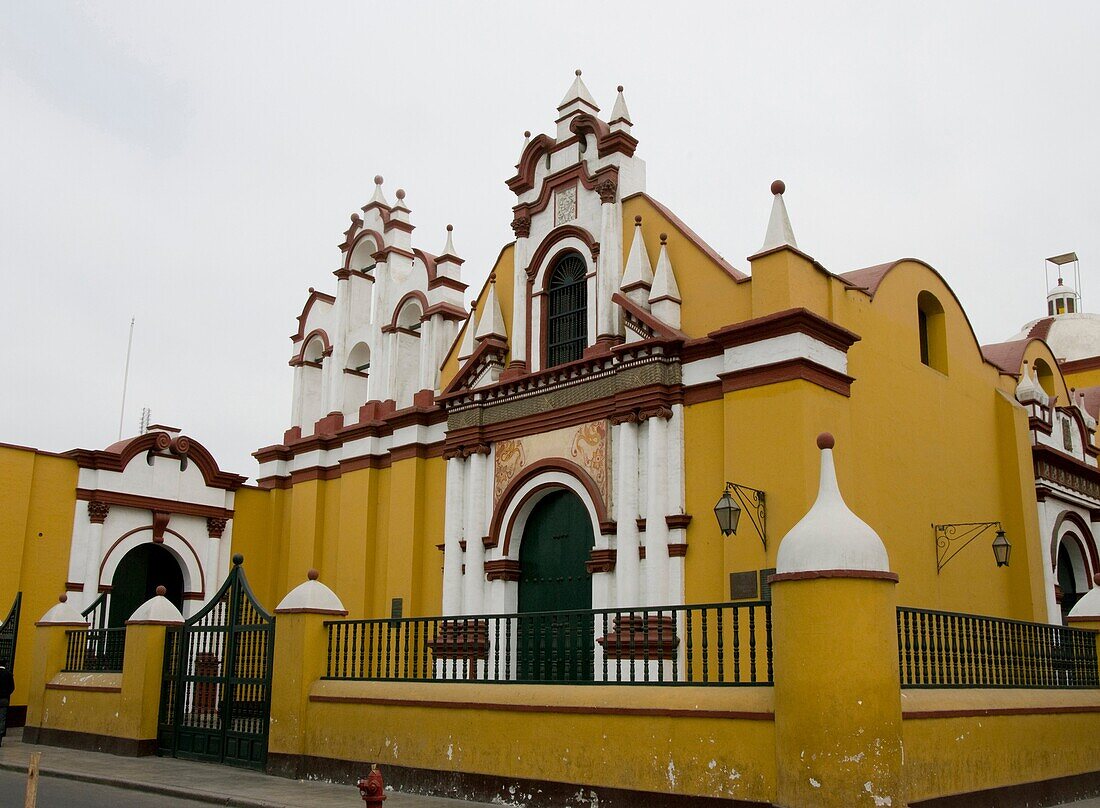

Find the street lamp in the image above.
[
  {"left": 933, "top": 521, "right": 1010, "bottom": 572},
  {"left": 714, "top": 482, "right": 767, "bottom": 548},
  {"left": 992, "top": 529, "right": 1011, "bottom": 567}
]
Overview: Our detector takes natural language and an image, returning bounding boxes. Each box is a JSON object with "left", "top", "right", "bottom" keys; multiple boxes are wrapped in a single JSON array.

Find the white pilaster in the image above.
[
  {"left": 327, "top": 275, "right": 352, "bottom": 413},
  {"left": 442, "top": 455, "right": 466, "bottom": 615},
  {"left": 290, "top": 365, "right": 304, "bottom": 428},
  {"left": 81, "top": 519, "right": 106, "bottom": 608},
  {"left": 644, "top": 413, "right": 670, "bottom": 606},
  {"left": 597, "top": 198, "right": 622, "bottom": 338},
  {"left": 511, "top": 235, "right": 529, "bottom": 366},
  {"left": 463, "top": 450, "right": 488, "bottom": 614},
  {"left": 666, "top": 404, "right": 686, "bottom": 606},
  {"left": 614, "top": 419, "right": 641, "bottom": 607},
  {"left": 417, "top": 316, "right": 434, "bottom": 393}
]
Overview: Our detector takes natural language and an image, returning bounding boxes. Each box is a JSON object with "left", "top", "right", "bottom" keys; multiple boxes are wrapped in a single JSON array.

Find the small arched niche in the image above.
[
  {"left": 917, "top": 291, "right": 948, "bottom": 374},
  {"left": 394, "top": 300, "right": 423, "bottom": 407},
  {"left": 1033, "top": 357, "right": 1056, "bottom": 398},
  {"left": 343, "top": 342, "right": 371, "bottom": 419}
]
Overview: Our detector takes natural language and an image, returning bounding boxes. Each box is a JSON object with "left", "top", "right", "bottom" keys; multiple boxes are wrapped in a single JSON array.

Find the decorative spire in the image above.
[
  {"left": 1015, "top": 360, "right": 1041, "bottom": 404},
  {"left": 443, "top": 224, "right": 456, "bottom": 256},
  {"left": 458, "top": 302, "right": 477, "bottom": 362},
  {"left": 557, "top": 69, "right": 599, "bottom": 114},
  {"left": 649, "top": 233, "right": 682, "bottom": 328},
  {"left": 368, "top": 175, "right": 388, "bottom": 207},
  {"left": 759, "top": 179, "right": 798, "bottom": 252},
  {"left": 475, "top": 273, "right": 508, "bottom": 342},
  {"left": 609, "top": 85, "right": 632, "bottom": 128},
  {"left": 775, "top": 433, "right": 890, "bottom": 574},
  {"left": 621, "top": 215, "right": 654, "bottom": 308},
  {"left": 392, "top": 187, "right": 410, "bottom": 212}
]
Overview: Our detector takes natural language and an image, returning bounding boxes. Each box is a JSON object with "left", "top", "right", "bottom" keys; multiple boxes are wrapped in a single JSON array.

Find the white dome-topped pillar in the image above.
[{"left": 770, "top": 434, "right": 907, "bottom": 808}]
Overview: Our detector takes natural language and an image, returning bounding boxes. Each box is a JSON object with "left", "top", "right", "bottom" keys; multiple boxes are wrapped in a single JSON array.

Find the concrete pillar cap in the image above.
[
  {"left": 275, "top": 572, "right": 348, "bottom": 615},
  {"left": 37, "top": 594, "right": 89, "bottom": 626},
  {"left": 127, "top": 593, "right": 185, "bottom": 625},
  {"left": 775, "top": 434, "right": 891, "bottom": 575}
]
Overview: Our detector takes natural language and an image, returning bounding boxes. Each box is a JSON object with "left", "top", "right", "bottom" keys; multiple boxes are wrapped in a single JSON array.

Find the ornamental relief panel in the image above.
[{"left": 494, "top": 419, "right": 610, "bottom": 508}]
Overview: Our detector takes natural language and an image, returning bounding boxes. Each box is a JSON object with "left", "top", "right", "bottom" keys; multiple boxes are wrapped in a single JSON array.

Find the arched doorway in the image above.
[
  {"left": 1057, "top": 537, "right": 1088, "bottom": 624},
  {"left": 517, "top": 489, "right": 595, "bottom": 681},
  {"left": 108, "top": 543, "right": 185, "bottom": 627}
]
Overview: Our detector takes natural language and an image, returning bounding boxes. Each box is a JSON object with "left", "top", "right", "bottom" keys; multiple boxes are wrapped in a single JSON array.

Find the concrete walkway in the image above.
[{"left": 0, "top": 729, "right": 492, "bottom": 808}]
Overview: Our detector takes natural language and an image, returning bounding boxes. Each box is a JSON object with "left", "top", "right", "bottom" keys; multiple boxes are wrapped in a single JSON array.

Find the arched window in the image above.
[
  {"left": 917, "top": 291, "right": 947, "bottom": 374},
  {"left": 547, "top": 253, "right": 588, "bottom": 366}
]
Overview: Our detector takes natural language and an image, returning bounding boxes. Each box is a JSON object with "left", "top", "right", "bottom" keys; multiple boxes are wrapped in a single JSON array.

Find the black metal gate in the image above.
[
  {"left": 0, "top": 592, "right": 21, "bottom": 671},
  {"left": 157, "top": 556, "right": 274, "bottom": 770}
]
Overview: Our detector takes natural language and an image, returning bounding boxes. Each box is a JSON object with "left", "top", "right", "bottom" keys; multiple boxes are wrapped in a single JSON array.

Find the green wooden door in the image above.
[{"left": 517, "top": 490, "right": 595, "bottom": 681}]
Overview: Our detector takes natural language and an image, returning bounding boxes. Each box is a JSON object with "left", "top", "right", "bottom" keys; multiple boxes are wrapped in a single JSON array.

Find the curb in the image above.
[{"left": 0, "top": 760, "right": 296, "bottom": 807}]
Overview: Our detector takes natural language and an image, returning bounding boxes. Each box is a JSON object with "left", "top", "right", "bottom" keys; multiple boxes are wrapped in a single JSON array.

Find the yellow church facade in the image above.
[{"left": 3, "top": 74, "right": 1099, "bottom": 807}]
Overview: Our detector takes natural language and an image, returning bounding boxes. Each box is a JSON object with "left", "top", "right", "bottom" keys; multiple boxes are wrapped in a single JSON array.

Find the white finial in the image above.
[
  {"left": 458, "top": 304, "right": 477, "bottom": 361},
  {"left": 443, "top": 224, "right": 456, "bottom": 256},
  {"left": 369, "top": 174, "right": 388, "bottom": 206},
  {"left": 393, "top": 187, "right": 409, "bottom": 212},
  {"left": 557, "top": 69, "right": 599, "bottom": 113},
  {"left": 1015, "top": 360, "right": 1041, "bottom": 404},
  {"left": 759, "top": 179, "right": 798, "bottom": 252},
  {"left": 649, "top": 233, "right": 681, "bottom": 328},
  {"left": 475, "top": 274, "right": 507, "bottom": 342},
  {"left": 610, "top": 85, "right": 632, "bottom": 126},
  {"left": 775, "top": 434, "right": 890, "bottom": 574},
  {"left": 621, "top": 215, "right": 654, "bottom": 307}
]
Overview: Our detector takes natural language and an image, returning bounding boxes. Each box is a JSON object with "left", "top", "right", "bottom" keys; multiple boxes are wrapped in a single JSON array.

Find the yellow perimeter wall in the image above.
[{"left": 0, "top": 444, "right": 78, "bottom": 709}]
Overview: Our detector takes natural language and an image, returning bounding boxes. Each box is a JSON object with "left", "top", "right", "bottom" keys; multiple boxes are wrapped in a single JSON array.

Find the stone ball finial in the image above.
[
  {"left": 617, "top": 85, "right": 624, "bottom": 92},
  {"left": 395, "top": 188, "right": 406, "bottom": 200},
  {"left": 817, "top": 432, "right": 835, "bottom": 450},
  {"left": 233, "top": 553, "right": 244, "bottom": 566},
  {"left": 490, "top": 272, "right": 497, "bottom": 284},
  {"left": 634, "top": 215, "right": 642, "bottom": 225},
  {"left": 771, "top": 179, "right": 786, "bottom": 196},
  {"left": 575, "top": 69, "right": 582, "bottom": 76},
  {"left": 659, "top": 233, "right": 668, "bottom": 245},
  {"left": 307, "top": 569, "right": 319, "bottom": 581},
  {"left": 59, "top": 594, "right": 68, "bottom": 604},
  {"left": 374, "top": 175, "right": 383, "bottom": 185},
  {"left": 156, "top": 586, "right": 166, "bottom": 597},
  {"left": 524, "top": 130, "right": 531, "bottom": 138},
  {"left": 446, "top": 224, "right": 453, "bottom": 232}
]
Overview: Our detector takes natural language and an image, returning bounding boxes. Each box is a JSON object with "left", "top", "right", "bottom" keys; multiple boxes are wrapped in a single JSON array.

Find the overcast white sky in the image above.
[{"left": 2, "top": 2, "right": 1097, "bottom": 477}]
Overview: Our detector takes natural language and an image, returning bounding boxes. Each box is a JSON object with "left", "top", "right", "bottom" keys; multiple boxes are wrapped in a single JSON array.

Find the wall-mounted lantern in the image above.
[
  {"left": 933, "top": 521, "right": 1010, "bottom": 572},
  {"left": 714, "top": 482, "right": 767, "bottom": 548}
]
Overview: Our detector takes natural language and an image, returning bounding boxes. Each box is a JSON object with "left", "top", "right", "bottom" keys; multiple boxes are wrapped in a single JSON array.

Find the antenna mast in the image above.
[{"left": 118, "top": 317, "right": 135, "bottom": 441}]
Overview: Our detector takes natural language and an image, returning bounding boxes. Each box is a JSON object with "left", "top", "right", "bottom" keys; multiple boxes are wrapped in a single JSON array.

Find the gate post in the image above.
[
  {"left": 121, "top": 587, "right": 184, "bottom": 747},
  {"left": 770, "top": 435, "right": 907, "bottom": 808},
  {"left": 24, "top": 595, "right": 87, "bottom": 740},
  {"left": 268, "top": 570, "right": 347, "bottom": 776}
]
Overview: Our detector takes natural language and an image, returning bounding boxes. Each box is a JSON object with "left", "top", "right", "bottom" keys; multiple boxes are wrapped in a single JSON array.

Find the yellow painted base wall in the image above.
[
  {"left": 902, "top": 689, "right": 1100, "bottom": 803},
  {"left": 293, "top": 681, "right": 776, "bottom": 804}
]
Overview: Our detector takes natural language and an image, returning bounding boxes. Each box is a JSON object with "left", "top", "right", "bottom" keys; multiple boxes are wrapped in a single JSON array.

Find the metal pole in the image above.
[{"left": 117, "top": 317, "right": 135, "bottom": 441}]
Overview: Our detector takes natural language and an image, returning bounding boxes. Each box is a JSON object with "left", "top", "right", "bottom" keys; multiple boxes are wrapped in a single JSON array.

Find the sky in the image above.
[{"left": 2, "top": 2, "right": 1098, "bottom": 478}]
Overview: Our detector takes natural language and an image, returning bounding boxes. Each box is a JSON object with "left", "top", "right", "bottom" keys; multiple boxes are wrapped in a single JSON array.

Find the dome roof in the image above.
[{"left": 1008, "top": 313, "right": 1100, "bottom": 363}]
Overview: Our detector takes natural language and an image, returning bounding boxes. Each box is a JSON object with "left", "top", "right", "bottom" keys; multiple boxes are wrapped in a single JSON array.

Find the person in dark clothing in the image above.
[{"left": 0, "top": 664, "right": 14, "bottom": 748}]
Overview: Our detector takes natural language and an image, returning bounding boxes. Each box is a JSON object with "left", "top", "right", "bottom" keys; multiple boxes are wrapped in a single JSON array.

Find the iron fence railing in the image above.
[
  {"left": 64, "top": 628, "right": 126, "bottom": 673},
  {"left": 897, "top": 607, "right": 1099, "bottom": 689},
  {"left": 324, "top": 601, "right": 772, "bottom": 686}
]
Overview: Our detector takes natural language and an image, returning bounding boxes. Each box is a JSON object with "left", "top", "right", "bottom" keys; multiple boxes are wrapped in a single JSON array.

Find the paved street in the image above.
[
  {"left": 0, "top": 769, "right": 215, "bottom": 808},
  {"left": 0, "top": 728, "right": 491, "bottom": 807}
]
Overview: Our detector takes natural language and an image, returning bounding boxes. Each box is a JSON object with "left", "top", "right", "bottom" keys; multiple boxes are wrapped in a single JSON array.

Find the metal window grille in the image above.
[{"left": 547, "top": 255, "right": 588, "bottom": 367}]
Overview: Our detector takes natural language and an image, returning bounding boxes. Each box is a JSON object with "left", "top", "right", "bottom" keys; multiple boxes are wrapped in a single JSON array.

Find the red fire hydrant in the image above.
[{"left": 357, "top": 764, "right": 385, "bottom": 806}]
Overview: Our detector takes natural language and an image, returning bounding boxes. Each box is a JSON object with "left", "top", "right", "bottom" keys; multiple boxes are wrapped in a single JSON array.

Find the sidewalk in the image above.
[{"left": 0, "top": 729, "right": 493, "bottom": 808}]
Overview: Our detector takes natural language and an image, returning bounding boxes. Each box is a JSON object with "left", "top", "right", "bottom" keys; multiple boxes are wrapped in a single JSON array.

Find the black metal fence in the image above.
[
  {"left": 324, "top": 601, "right": 773, "bottom": 686},
  {"left": 64, "top": 628, "right": 126, "bottom": 673},
  {"left": 898, "top": 607, "right": 1099, "bottom": 688}
]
